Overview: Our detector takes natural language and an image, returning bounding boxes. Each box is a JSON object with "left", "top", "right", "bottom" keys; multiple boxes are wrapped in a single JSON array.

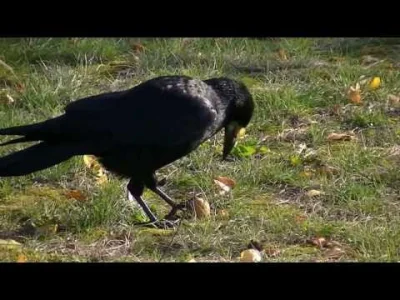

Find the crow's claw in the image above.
[{"left": 137, "top": 219, "right": 180, "bottom": 229}]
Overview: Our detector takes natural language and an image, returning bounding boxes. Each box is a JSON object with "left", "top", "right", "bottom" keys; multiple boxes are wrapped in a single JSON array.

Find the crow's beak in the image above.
[{"left": 222, "top": 122, "right": 243, "bottom": 160}]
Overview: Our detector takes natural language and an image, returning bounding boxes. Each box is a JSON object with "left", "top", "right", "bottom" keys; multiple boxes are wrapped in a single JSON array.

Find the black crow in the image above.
[{"left": 0, "top": 75, "right": 254, "bottom": 228}]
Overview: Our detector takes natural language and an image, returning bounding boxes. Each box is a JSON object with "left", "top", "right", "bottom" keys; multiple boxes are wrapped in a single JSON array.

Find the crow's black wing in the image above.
[{"left": 61, "top": 81, "right": 219, "bottom": 149}]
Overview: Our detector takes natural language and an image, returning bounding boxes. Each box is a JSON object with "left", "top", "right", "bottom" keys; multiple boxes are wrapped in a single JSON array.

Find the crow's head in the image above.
[{"left": 205, "top": 77, "right": 255, "bottom": 160}]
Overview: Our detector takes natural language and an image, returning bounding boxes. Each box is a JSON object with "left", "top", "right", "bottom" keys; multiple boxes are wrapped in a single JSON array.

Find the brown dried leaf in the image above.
[
  {"left": 327, "top": 132, "right": 355, "bottom": 141},
  {"left": 214, "top": 176, "right": 236, "bottom": 188},
  {"left": 64, "top": 189, "right": 87, "bottom": 201},
  {"left": 17, "top": 254, "right": 28, "bottom": 263},
  {"left": 191, "top": 197, "right": 211, "bottom": 219},
  {"left": 307, "top": 237, "right": 328, "bottom": 249},
  {"left": 348, "top": 86, "right": 362, "bottom": 104},
  {"left": 264, "top": 248, "right": 281, "bottom": 258},
  {"left": 214, "top": 176, "right": 236, "bottom": 196}
]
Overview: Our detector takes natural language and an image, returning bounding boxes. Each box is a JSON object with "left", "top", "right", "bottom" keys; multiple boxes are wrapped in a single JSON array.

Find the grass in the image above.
[{"left": 1, "top": 37, "right": 400, "bottom": 262}]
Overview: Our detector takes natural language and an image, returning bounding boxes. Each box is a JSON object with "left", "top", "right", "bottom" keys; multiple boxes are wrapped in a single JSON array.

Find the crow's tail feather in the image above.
[
  {"left": 0, "top": 142, "right": 81, "bottom": 177},
  {"left": 0, "top": 122, "right": 44, "bottom": 137}
]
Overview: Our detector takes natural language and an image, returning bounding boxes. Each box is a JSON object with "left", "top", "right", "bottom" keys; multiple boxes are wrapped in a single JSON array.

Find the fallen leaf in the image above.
[
  {"left": 277, "top": 49, "right": 288, "bottom": 61},
  {"left": 83, "top": 155, "right": 98, "bottom": 169},
  {"left": 369, "top": 77, "right": 381, "bottom": 90},
  {"left": 95, "top": 168, "right": 108, "bottom": 185},
  {"left": 191, "top": 197, "right": 211, "bottom": 219},
  {"left": 308, "top": 237, "right": 328, "bottom": 249},
  {"left": 237, "top": 128, "right": 246, "bottom": 139},
  {"left": 64, "top": 189, "right": 87, "bottom": 201},
  {"left": 17, "top": 254, "right": 27, "bottom": 263},
  {"left": 214, "top": 176, "right": 236, "bottom": 189},
  {"left": 348, "top": 84, "right": 362, "bottom": 104},
  {"left": 306, "top": 190, "right": 325, "bottom": 197},
  {"left": 83, "top": 155, "right": 108, "bottom": 184},
  {"left": 187, "top": 258, "right": 197, "bottom": 262},
  {"left": 240, "top": 249, "right": 262, "bottom": 262},
  {"left": 214, "top": 176, "right": 236, "bottom": 196},
  {"left": 264, "top": 248, "right": 281, "bottom": 258},
  {"left": 327, "top": 132, "right": 355, "bottom": 141}
]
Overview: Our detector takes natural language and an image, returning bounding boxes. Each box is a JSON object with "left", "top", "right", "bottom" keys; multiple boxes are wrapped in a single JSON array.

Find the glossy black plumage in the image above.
[{"left": 0, "top": 75, "right": 254, "bottom": 227}]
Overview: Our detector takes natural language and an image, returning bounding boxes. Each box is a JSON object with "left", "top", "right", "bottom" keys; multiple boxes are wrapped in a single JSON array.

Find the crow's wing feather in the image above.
[{"left": 59, "top": 82, "right": 218, "bottom": 148}]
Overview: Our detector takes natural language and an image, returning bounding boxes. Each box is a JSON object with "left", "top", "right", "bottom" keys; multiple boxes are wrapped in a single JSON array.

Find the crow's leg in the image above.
[
  {"left": 128, "top": 179, "right": 179, "bottom": 229},
  {"left": 127, "top": 180, "right": 157, "bottom": 223},
  {"left": 145, "top": 173, "right": 186, "bottom": 220}
]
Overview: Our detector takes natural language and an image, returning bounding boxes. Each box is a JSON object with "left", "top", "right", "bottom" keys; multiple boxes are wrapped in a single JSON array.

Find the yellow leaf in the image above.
[
  {"left": 369, "top": 77, "right": 381, "bottom": 90},
  {"left": 240, "top": 249, "right": 262, "bottom": 262},
  {"left": 83, "top": 155, "right": 97, "bottom": 169},
  {"left": 17, "top": 254, "right": 28, "bottom": 263},
  {"left": 306, "top": 190, "right": 325, "bottom": 197},
  {"left": 237, "top": 128, "right": 246, "bottom": 139}
]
